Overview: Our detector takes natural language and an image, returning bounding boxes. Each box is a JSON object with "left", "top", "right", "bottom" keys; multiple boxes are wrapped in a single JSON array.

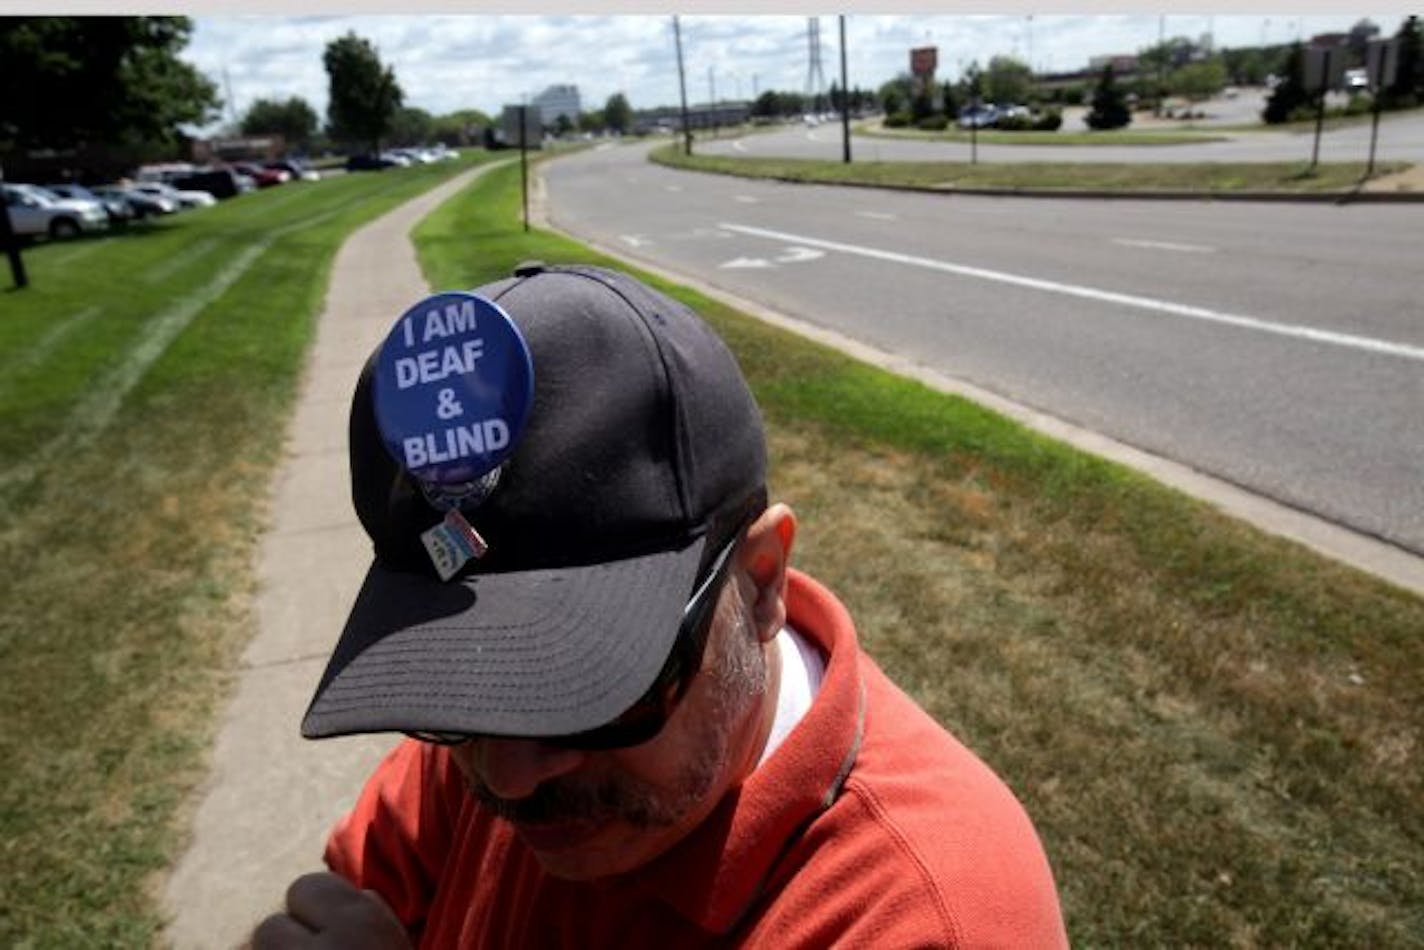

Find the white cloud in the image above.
[{"left": 181, "top": 13, "right": 1406, "bottom": 131}]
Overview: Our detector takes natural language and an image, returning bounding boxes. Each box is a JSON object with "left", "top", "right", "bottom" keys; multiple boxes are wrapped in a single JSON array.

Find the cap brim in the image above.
[{"left": 301, "top": 536, "right": 708, "bottom": 740}]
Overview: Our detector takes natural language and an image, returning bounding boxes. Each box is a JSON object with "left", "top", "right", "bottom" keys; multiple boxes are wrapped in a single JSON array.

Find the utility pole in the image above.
[
  {"left": 708, "top": 65, "right": 718, "bottom": 137},
  {"left": 1156, "top": 15, "right": 1167, "bottom": 117},
  {"left": 673, "top": 16, "right": 692, "bottom": 155},
  {"left": 839, "top": 15, "right": 851, "bottom": 163},
  {"left": 805, "top": 17, "right": 827, "bottom": 114}
]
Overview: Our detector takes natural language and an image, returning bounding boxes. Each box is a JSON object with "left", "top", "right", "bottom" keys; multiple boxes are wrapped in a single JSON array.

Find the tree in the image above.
[
  {"left": 1262, "top": 42, "right": 1310, "bottom": 123},
  {"left": 603, "top": 93, "right": 632, "bottom": 135},
  {"left": 1347, "top": 18, "right": 1381, "bottom": 63},
  {"left": 752, "top": 90, "right": 782, "bottom": 118},
  {"left": 984, "top": 55, "right": 1033, "bottom": 105},
  {"left": 1384, "top": 15, "right": 1422, "bottom": 107},
  {"left": 430, "top": 109, "right": 489, "bottom": 146},
  {"left": 387, "top": 106, "right": 432, "bottom": 146},
  {"left": 0, "top": 16, "right": 219, "bottom": 151},
  {"left": 1170, "top": 58, "right": 1228, "bottom": 102},
  {"left": 1084, "top": 66, "right": 1131, "bottom": 130},
  {"left": 878, "top": 75, "right": 913, "bottom": 115},
  {"left": 323, "top": 32, "right": 402, "bottom": 152},
  {"left": 240, "top": 96, "right": 318, "bottom": 150},
  {"left": 939, "top": 80, "right": 961, "bottom": 119}
]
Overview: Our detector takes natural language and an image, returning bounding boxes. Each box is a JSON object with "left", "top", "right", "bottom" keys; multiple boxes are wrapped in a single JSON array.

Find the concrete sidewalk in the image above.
[{"left": 162, "top": 163, "right": 497, "bottom": 949}]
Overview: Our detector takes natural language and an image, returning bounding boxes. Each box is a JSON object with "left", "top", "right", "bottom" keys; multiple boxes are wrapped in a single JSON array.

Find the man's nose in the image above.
[{"left": 456, "top": 737, "right": 588, "bottom": 801}]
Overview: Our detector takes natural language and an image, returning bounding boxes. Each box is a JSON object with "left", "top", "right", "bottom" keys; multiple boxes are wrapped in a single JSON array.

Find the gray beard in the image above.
[{"left": 468, "top": 591, "right": 768, "bottom": 831}]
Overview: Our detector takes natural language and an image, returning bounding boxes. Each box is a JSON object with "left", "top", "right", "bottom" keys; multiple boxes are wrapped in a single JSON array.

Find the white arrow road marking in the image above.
[
  {"left": 664, "top": 184, "right": 683, "bottom": 192},
  {"left": 734, "top": 195, "right": 759, "bottom": 203},
  {"left": 775, "top": 246, "right": 824, "bottom": 264},
  {"left": 732, "top": 140, "right": 748, "bottom": 152},
  {"left": 719, "top": 257, "right": 774, "bottom": 269},
  {"left": 718, "top": 222, "right": 1424, "bottom": 364},
  {"left": 619, "top": 234, "right": 649, "bottom": 247},
  {"left": 1113, "top": 238, "right": 1216, "bottom": 254},
  {"left": 856, "top": 211, "right": 898, "bottom": 221}
]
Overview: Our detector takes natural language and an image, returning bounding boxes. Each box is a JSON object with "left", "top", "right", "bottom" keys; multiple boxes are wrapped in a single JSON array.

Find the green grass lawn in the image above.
[
  {"left": 4, "top": 147, "right": 1421, "bottom": 947},
  {"left": 0, "top": 153, "right": 496, "bottom": 945},
  {"left": 651, "top": 143, "right": 1404, "bottom": 194},
  {"left": 416, "top": 161, "right": 1424, "bottom": 946},
  {"left": 859, "top": 123, "right": 1228, "bottom": 146}
]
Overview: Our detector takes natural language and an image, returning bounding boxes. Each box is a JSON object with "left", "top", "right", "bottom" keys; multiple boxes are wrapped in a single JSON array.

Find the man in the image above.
[{"left": 253, "top": 263, "right": 1067, "bottom": 947}]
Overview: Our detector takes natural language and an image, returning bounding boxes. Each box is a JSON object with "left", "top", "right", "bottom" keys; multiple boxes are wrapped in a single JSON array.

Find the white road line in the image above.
[
  {"left": 855, "top": 211, "right": 898, "bottom": 221},
  {"left": 734, "top": 195, "right": 759, "bottom": 203},
  {"left": 664, "top": 184, "right": 684, "bottom": 193},
  {"left": 1113, "top": 237, "right": 1216, "bottom": 254},
  {"left": 732, "top": 140, "right": 748, "bottom": 153},
  {"left": 719, "top": 222, "right": 1424, "bottom": 364}
]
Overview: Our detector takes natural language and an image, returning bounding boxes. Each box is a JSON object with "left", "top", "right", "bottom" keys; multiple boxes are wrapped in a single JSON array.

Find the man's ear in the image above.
[{"left": 736, "top": 503, "right": 797, "bottom": 643}]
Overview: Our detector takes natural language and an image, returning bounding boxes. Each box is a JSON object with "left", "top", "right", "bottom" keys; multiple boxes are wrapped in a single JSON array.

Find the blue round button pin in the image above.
[{"left": 372, "top": 291, "right": 534, "bottom": 488}]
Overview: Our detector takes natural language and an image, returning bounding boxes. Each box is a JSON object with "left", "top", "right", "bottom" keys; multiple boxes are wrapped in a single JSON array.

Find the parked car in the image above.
[
  {"left": 265, "top": 158, "right": 320, "bottom": 181},
  {"left": 233, "top": 162, "right": 288, "bottom": 188},
  {"left": 345, "top": 153, "right": 398, "bottom": 171},
  {"left": 44, "top": 183, "right": 134, "bottom": 226},
  {"left": 171, "top": 168, "right": 249, "bottom": 199},
  {"left": 130, "top": 180, "right": 217, "bottom": 209},
  {"left": 957, "top": 105, "right": 1000, "bottom": 129},
  {"left": 2, "top": 183, "right": 109, "bottom": 238},
  {"left": 92, "top": 184, "right": 179, "bottom": 218}
]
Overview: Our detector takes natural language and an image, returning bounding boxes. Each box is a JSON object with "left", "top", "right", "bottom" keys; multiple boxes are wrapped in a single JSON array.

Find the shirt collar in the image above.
[{"left": 618, "top": 569, "right": 865, "bottom": 933}]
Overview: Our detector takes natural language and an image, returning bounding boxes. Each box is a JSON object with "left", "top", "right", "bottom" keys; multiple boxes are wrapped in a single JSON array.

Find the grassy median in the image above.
[
  {"left": 858, "top": 124, "right": 1229, "bottom": 146},
  {"left": 0, "top": 153, "right": 495, "bottom": 945},
  {"left": 652, "top": 142, "right": 1404, "bottom": 194},
  {"left": 416, "top": 161, "right": 1424, "bottom": 946}
]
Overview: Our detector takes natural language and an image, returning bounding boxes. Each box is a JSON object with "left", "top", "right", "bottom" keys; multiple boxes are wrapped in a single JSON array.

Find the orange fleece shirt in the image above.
[{"left": 325, "top": 570, "right": 1068, "bottom": 947}]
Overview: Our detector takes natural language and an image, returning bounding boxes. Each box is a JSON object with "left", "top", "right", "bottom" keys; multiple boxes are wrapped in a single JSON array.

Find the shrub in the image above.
[
  {"left": 1034, "top": 109, "right": 1063, "bottom": 131},
  {"left": 1343, "top": 94, "right": 1373, "bottom": 115},
  {"left": 994, "top": 114, "right": 1035, "bottom": 131},
  {"left": 1085, "top": 66, "right": 1131, "bottom": 130},
  {"left": 884, "top": 112, "right": 912, "bottom": 128},
  {"left": 916, "top": 115, "right": 949, "bottom": 131}
]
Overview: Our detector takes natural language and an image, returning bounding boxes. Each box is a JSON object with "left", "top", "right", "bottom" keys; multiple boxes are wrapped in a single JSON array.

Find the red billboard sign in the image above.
[{"left": 910, "top": 46, "right": 938, "bottom": 77}]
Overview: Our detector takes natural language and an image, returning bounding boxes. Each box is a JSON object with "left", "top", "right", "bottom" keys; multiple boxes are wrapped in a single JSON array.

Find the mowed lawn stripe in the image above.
[
  {"left": 0, "top": 186, "right": 388, "bottom": 491},
  {"left": 0, "top": 305, "right": 102, "bottom": 384},
  {"left": 140, "top": 236, "right": 220, "bottom": 285},
  {"left": 0, "top": 153, "right": 498, "bottom": 947}
]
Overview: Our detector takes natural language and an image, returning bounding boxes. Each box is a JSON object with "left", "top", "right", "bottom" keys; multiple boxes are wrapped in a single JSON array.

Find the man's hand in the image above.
[{"left": 250, "top": 872, "right": 412, "bottom": 949}]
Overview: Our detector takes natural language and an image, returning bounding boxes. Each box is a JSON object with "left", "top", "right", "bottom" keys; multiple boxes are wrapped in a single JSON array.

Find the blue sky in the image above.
[{"left": 181, "top": 13, "right": 1406, "bottom": 128}]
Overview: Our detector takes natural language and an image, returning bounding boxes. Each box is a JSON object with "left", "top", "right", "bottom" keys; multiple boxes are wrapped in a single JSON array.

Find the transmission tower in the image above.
[{"left": 805, "top": 17, "right": 828, "bottom": 112}]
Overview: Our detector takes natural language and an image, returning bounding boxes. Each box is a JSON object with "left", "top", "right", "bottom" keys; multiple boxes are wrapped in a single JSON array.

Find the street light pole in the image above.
[{"left": 673, "top": 16, "right": 693, "bottom": 155}]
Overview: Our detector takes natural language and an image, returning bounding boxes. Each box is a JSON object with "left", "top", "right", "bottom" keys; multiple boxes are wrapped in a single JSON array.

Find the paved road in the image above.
[
  {"left": 703, "top": 108, "right": 1424, "bottom": 166},
  {"left": 544, "top": 142, "right": 1424, "bottom": 555}
]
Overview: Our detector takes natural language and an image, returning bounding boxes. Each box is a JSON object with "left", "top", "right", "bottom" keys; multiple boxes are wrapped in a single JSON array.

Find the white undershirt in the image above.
[{"left": 757, "top": 624, "right": 826, "bottom": 768}]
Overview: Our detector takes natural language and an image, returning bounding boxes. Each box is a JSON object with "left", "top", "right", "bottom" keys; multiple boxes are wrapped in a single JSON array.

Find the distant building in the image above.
[
  {"left": 632, "top": 102, "right": 751, "bottom": 135},
  {"left": 1088, "top": 54, "right": 1139, "bottom": 75},
  {"left": 532, "top": 85, "right": 581, "bottom": 126}
]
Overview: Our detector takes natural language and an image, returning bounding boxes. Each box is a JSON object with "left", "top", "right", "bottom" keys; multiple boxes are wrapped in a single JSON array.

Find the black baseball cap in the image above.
[{"left": 300, "top": 263, "right": 767, "bottom": 741}]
